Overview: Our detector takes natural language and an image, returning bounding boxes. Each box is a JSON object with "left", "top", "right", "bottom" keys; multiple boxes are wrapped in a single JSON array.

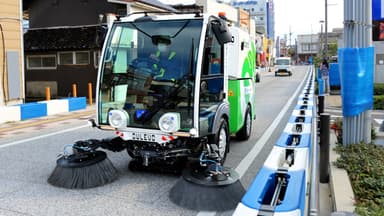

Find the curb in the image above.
[
  {"left": 0, "top": 97, "right": 87, "bottom": 124},
  {"left": 329, "top": 132, "right": 356, "bottom": 213}
]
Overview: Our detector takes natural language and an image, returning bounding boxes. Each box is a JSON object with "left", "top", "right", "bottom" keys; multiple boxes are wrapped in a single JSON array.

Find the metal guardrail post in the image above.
[
  {"left": 318, "top": 95, "right": 324, "bottom": 115},
  {"left": 319, "top": 113, "right": 330, "bottom": 183}
]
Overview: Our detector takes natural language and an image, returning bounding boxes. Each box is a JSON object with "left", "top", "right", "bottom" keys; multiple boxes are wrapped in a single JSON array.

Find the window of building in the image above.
[
  {"left": 58, "top": 51, "right": 90, "bottom": 65},
  {"left": 76, "top": 52, "right": 90, "bottom": 64},
  {"left": 59, "top": 52, "right": 73, "bottom": 65},
  {"left": 26, "top": 55, "right": 57, "bottom": 70},
  {"left": 302, "top": 43, "right": 310, "bottom": 51},
  {"left": 376, "top": 54, "right": 384, "bottom": 64}
]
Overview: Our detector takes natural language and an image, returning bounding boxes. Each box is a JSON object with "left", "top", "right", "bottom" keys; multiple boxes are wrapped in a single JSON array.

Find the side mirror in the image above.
[{"left": 211, "top": 20, "right": 232, "bottom": 45}]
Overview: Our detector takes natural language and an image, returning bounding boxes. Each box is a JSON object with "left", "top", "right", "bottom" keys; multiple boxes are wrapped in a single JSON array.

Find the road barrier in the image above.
[
  {"left": 0, "top": 97, "right": 86, "bottom": 123},
  {"left": 233, "top": 67, "right": 316, "bottom": 215}
]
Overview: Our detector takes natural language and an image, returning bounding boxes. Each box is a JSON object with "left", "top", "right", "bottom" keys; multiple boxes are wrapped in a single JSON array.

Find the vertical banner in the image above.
[
  {"left": 329, "top": 63, "right": 340, "bottom": 87},
  {"left": 338, "top": 47, "right": 374, "bottom": 116}
]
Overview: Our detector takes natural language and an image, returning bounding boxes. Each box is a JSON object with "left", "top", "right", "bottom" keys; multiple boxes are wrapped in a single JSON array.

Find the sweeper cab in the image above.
[{"left": 48, "top": 12, "right": 257, "bottom": 191}]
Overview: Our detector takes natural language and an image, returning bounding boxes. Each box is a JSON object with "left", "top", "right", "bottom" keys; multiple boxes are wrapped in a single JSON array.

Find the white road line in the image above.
[
  {"left": 197, "top": 67, "right": 311, "bottom": 216},
  {"left": 196, "top": 212, "right": 216, "bottom": 216},
  {"left": 0, "top": 125, "right": 88, "bottom": 149}
]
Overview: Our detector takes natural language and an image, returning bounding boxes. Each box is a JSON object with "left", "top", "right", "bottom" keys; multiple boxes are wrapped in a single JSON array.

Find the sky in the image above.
[
  {"left": 274, "top": 0, "right": 344, "bottom": 41},
  {"left": 158, "top": 0, "right": 344, "bottom": 40}
]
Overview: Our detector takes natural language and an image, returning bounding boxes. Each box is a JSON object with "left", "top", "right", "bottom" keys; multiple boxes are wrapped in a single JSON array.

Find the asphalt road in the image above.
[{"left": 0, "top": 66, "right": 310, "bottom": 216}]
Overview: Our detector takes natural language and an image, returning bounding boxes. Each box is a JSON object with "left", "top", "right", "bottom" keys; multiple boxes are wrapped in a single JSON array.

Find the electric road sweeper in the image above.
[{"left": 48, "top": 11, "right": 257, "bottom": 210}]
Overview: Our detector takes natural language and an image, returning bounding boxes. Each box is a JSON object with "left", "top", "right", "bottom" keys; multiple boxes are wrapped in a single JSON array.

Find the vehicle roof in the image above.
[{"left": 119, "top": 13, "right": 206, "bottom": 22}]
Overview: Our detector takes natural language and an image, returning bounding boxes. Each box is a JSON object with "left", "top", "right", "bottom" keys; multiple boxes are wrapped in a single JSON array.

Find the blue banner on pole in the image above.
[
  {"left": 329, "top": 63, "right": 340, "bottom": 86},
  {"left": 338, "top": 47, "right": 374, "bottom": 117}
]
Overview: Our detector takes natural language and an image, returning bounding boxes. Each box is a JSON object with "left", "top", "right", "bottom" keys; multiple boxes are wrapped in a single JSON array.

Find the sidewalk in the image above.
[
  {"left": 323, "top": 94, "right": 356, "bottom": 215},
  {"left": 0, "top": 103, "right": 95, "bottom": 133},
  {"left": 326, "top": 94, "right": 342, "bottom": 109}
]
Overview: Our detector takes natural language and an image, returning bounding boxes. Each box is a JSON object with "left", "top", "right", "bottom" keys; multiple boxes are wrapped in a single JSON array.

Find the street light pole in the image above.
[
  {"left": 319, "top": 20, "right": 324, "bottom": 58},
  {"left": 325, "top": 0, "right": 328, "bottom": 60}
]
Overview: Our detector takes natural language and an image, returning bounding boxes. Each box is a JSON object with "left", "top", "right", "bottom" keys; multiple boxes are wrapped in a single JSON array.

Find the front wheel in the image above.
[
  {"left": 210, "top": 118, "right": 229, "bottom": 164},
  {"left": 236, "top": 107, "right": 252, "bottom": 141}
]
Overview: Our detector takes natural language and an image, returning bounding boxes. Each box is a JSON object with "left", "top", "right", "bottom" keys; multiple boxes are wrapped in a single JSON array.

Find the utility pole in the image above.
[
  {"left": 343, "top": 0, "right": 372, "bottom": 145},
  {"left": 325, "top": 0, "right": 328, "bottom": 60},
  {"left": 319, "top": 21, "right": 324, "bottom": 58},
  {"left": 289, "top": 26, "right": 292, "bottom": 56}
]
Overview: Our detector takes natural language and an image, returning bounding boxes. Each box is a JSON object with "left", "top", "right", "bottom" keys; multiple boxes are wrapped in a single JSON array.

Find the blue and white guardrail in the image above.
[
  {"left": 233, "top": 68, "right": 315, "bottom": 216},
  {"left": 0, "top": 97, "right": 87, "bottom": 124}
]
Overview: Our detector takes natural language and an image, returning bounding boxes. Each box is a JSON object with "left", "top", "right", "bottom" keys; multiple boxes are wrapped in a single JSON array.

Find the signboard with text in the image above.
[{"left": 373, "top": 0, "right": 384, "bottom": 41}]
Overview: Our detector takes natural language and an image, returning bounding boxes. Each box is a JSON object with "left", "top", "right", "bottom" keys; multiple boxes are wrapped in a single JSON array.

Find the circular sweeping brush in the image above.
[
  {"left": 169, "top": 164, "right": 245, "bottom": 211},
  {"left": 48, "top": 150, "right": 118, "bottom": 189}
]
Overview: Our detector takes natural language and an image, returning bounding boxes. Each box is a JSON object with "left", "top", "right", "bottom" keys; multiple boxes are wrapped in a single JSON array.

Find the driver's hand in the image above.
[{"left": 149, "top": 54, "right": 159, "bottom": 62}]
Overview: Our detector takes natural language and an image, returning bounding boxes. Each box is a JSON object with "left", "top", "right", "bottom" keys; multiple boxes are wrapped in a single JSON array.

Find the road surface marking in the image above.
[{"left": 0, "top": 125, "right": 88, "bottom": 149}]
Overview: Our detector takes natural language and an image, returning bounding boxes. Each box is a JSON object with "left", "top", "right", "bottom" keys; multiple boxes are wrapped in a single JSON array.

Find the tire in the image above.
[
  {"left": 236, "top": 107, "right": 252, "bottom": 141},
  {"left": 275, "top": 72, "right": 278, "bottom": 76},
  {"left": 210, "top": 118, "right": 229, "bottom": 164}
]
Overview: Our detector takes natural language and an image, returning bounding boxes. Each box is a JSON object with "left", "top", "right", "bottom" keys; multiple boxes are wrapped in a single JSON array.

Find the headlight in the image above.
[
  {"left": 108, "top": 110, "right": 129, "bottom": 129},
  {"left": 159, "top": 113, "right": 180, "bottom": 133}
]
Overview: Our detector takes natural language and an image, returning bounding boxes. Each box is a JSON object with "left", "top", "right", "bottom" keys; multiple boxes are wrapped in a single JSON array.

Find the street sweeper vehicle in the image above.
[{"left": 48, "top": 12, "right": 257, "bottom": 193}]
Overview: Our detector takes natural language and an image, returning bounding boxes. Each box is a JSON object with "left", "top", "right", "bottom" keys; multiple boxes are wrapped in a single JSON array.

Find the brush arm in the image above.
[{"left": 74, "top": 137, "right": 127, "bottom": 153}]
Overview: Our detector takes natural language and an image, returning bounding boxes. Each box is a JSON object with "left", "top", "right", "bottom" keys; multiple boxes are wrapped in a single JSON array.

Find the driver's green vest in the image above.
[{"left": 153, "top": 50, "right": 177, "bottom": 80}]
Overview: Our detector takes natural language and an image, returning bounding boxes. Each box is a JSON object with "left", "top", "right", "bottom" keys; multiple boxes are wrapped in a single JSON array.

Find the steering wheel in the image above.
[{"left": 129, "top": 57, "right": 160, "bottom": 75}]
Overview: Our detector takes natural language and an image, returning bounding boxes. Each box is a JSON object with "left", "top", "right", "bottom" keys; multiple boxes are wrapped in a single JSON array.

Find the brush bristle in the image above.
[
  {"left": 48, "top": 157, "right": 118, "bottom": 189},
  {"left": 169, "top": 177, "right": 245, "bottom": 211}
]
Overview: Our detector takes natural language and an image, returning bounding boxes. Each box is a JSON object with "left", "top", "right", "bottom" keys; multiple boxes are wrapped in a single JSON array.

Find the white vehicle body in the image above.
[{"left": 274, "top": 57, "right": 292, "bottom": 76}]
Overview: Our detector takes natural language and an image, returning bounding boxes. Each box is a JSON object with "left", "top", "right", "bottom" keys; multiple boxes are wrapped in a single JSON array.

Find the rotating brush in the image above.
[{"left": 48, "top": 143, "right": 118, "bottom": 189}]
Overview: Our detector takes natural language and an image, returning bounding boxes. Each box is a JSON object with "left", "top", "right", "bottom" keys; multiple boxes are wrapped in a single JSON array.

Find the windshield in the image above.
[
  {"left": 98, "top": 18, "right": 202, "bottom": 131},
  {"left": 276, "top": 59, "right": 290, "bottom": 65}
]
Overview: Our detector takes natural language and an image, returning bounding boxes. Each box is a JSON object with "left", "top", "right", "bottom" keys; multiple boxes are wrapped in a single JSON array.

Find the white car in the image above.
[{"left": 274, "top": 57, "right": 292, "bottom": 76}]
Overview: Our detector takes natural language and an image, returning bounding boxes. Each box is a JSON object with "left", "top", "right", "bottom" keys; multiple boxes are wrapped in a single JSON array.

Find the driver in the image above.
[{"left": 150, "top": 43, "right": 178, "bottom": 81}]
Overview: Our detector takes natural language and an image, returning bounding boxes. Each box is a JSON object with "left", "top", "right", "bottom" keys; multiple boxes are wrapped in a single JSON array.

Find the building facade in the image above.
[
  {"left": 296, "top": 28, "right": 343, "bottom": 64},
  {"left": 23, "top": 0, "right": 176, "bottom": 99},
  {"left": 232, "top": 0, "right": 267, "bottom": 35},
  {"left": 232, "top": 0, "right": 274, "bottom": 67},
  {"left": 0, "top": 0, "right": 24, "bottom": 106}
]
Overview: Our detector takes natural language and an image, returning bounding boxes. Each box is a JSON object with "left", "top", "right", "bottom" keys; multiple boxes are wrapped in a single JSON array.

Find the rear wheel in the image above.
[{"left": 236, "top": 107, "right": 252, "bottom": 140}]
